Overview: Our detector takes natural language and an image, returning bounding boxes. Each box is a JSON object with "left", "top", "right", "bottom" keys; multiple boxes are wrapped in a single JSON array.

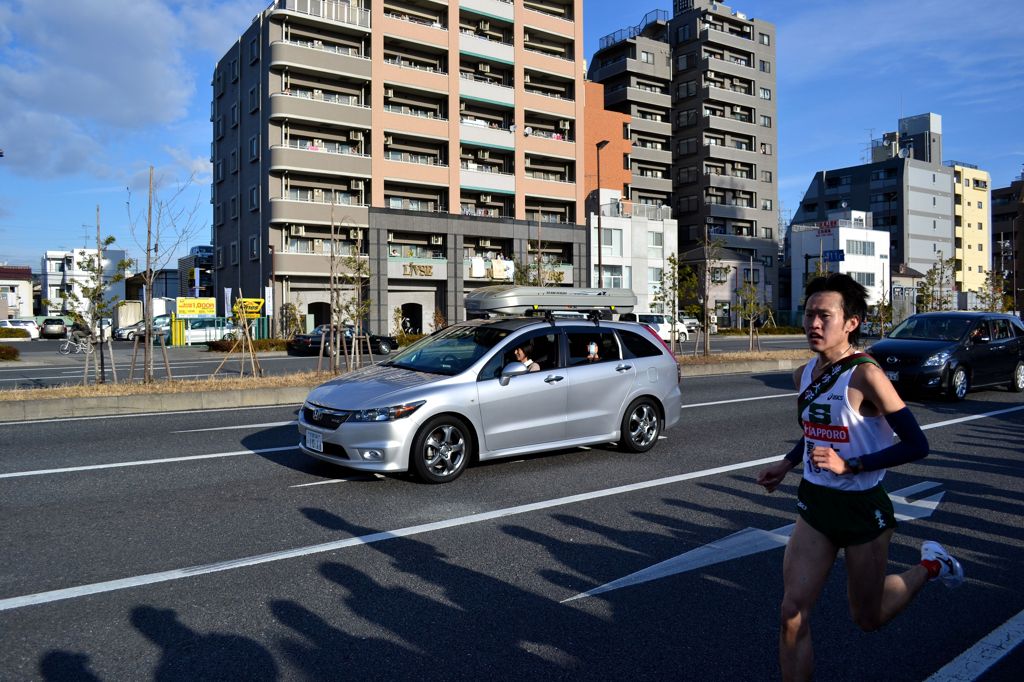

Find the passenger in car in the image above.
[{"left": 512, "top": 341, "right": 540, "bottom": 372}]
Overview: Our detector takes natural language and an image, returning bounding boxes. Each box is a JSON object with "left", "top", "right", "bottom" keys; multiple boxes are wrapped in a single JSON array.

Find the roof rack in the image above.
[{"left": 464, "top": 285, "right": 636, "bottom": 316}]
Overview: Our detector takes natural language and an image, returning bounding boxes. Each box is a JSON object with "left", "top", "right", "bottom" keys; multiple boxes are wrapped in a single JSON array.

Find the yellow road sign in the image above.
[{"left": 236, "top": 298, "right": 265, "bottom": 319}]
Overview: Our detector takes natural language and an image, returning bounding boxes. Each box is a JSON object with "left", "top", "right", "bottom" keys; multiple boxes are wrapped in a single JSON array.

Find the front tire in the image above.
[
  {"left": 1010, "top": 361, "right": 1024, "bottom": 393},
  {"left": 619, "top": 398, "right": 662, "bottom": 453},
  {"left": 58, "top": 341, "right": 72, "bottom": 355},
  {"left": 948, "top": 366, "right": 969, "bottom": 401},
  {"left": 410, "top": 416, "right": 471, "bottom": 483},
  {"left": 376, "top": 340, "right": 392, "bottom": 355},
  {"left": 126, "top": 331, "right": 135, "bottom": 341}
]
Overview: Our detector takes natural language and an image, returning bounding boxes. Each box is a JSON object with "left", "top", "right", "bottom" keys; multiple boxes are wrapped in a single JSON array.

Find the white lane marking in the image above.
[
  {"left": 682, "top": 393, "right": 797, "bottom": 409},
  {"left": 0, "top": 446, "right": 298, "bottom": 479},
  {"left": 0, "top": 403, "right": 301, "bottom": 427},
  {"left": 0, "top": 454, "right": 784, "bottom": 612},
  {"left": 562, "top": 483, "right": 945, "bottom": 602},
  {"left": 925, "top": 608, "right": 1024, "bottom": 681},
  {"left": 2, "top": 401, "right": 1021, "bottom": 611},
  {"left": 290, "top": 474, "right": 384, "bottom": 487},
  {"left": 173, "top": 421, "right": 296, "bottom": 433}
]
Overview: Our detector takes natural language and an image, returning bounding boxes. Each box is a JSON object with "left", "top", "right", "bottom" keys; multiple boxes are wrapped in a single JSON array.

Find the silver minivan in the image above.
[{"left": 298, "top": 316, "right": 682, "bottom": 482}]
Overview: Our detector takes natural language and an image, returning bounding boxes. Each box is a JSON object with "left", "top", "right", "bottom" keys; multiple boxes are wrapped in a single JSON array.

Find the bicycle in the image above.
[{"left": 58, "top": 336, "right": 95, "bottom": 355}]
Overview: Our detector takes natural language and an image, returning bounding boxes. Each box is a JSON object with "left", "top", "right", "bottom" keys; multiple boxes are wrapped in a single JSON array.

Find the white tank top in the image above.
[{"left": 798, "top": 358, "right": 894, "bottom": 491}]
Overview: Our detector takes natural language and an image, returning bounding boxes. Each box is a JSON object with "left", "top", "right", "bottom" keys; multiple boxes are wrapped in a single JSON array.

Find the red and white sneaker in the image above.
[{"left": 921, "top": 541, "right": 965, "bottom": 588}]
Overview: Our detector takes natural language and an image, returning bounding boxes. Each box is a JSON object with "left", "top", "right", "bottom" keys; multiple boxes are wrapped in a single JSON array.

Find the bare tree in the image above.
[
  {"left": 917, "top": 253, "right": 957, "bottom": 312},
  {"left": 126, "top": 166, "right": 204, "bottom": 382},
  {"left": 653, "top": 253, "right": 698, "bottom": 355},
  {"left": 977, "top": 269, "right": 1010, "bottom": 311}
]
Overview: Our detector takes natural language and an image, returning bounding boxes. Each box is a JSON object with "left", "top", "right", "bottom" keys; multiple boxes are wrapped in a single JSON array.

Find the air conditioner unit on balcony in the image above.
[
  {"left": 707, "top": 70, "right": 715, "bottom": 78},
  {"left": 313, "top": 89, "right": 324, "bottom": 100},
  {"left": 387, "top": 232, "right": 395, "bottom": 242},
  {"left": 384, "top": 135, "right": 393, "bottom": 145},
  {"left": 290, "top": 225, "right": 305, "bottom": 236},
  {"left": 480, "top": 194, "right": 492, "bottom": 203},
  {"left": 313, "top": 138, "right": 324, "bottom": 147},
  {"left": 479, "top": 63, "right": 490, "bottom": 73},
  {"left": 384, "top": 87, "right": 394, "bottom": 97},
  {"left": 349, "top": 130, "right": 364, "bottom": 141},
  {"left": 459, "top": 101, "right": 466, "bottom": 111},
  {"left": 558, "top": 119, "right": 570, "bottom": 130},
  {"left": 349, "top": 229, "right": 362, "bottom": 240},
  {"left": 314, "top": 239, "right": 324, "bottom": 252},
  {"left": 479, "top": 238, "right": 492, "bottom": 247},
  {"left": 312, "top": 188, "right": 324, "bottom": 201},
  {"left": 430, "top": 235, "right": 443, "bottom": 245},
  {"left": 523, "top": 73, "right": 531, "bottom": 83},
  {"left": 479, "top": 20, "right": 490, "bottom": 31},
  {"left": 524, "top": 32, "right": 531, "bottom": 42},
  {"left": 351, "top": 179, "right": 364, "bottom": 190},
  {"left": 477, "top": 149, "right": 490, "bottom": 159}
]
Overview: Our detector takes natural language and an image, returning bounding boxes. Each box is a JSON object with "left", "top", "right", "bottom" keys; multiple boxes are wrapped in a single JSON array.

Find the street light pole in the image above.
[{"left": 595, "top": 140, "right": 609, "bottom": 288}]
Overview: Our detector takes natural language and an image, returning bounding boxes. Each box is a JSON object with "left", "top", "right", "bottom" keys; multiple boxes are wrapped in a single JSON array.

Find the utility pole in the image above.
[{"left": 595, "top": 140, "right": 609, "bottom": 288}]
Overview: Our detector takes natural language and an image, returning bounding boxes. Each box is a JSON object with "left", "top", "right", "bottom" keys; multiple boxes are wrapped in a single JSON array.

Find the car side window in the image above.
[
  {"left": 478, "top": 330, "right": 560, "bottom": 380},
  {"left": 993, "top": 319, "right": 1011, "bottom": 340},
  {"left": 566, "top": 329, "right": 620, "bottom": 366},
  {"left": 618, "top": 329, "right": 661, "bottom": 358}
]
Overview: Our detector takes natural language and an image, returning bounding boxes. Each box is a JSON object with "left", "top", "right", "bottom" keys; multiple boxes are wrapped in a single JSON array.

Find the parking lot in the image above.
[{"left": 1, "top": 372, "right": 1021, "bottom": 680}]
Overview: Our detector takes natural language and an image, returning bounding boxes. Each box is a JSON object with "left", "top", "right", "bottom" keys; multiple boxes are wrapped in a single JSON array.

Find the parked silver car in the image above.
[{"left": 298, "top": 314, "right": 682, "bottom": 483}]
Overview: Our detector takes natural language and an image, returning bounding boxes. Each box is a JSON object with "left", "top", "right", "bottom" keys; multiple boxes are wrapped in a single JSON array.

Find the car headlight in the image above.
[
  {"left": 923, "top": 351, "right": 951, "bottom": 367},
  {"left": 349, "top": 400, "right": 426, "bottom": 422}
]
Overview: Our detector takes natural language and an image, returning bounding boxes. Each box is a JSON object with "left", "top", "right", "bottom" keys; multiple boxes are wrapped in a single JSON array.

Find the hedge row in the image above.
[
  {"left": 0, "top": 328, "right": 30, "bottom": 339},
  {"left": 717, "top": 325, "right": 804, "bottom": 336},
  {"left": 206, "top": 338, "right": 290, "bottom": 352},
  {"left": 0, "top": 344, "right": 19, "bottom": 361}
]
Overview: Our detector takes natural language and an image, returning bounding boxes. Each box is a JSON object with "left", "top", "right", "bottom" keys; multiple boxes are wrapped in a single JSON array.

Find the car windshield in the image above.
[
  {"left": 383, "top": 324, "right": 510, "bottom": 375},
  {"left": 888, "top": 316, "right": 972, "bottom": 341}
]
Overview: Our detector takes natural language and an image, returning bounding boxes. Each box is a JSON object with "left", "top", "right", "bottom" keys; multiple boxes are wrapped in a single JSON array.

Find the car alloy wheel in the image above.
[
  {"left": 412, "top": 417, "right": 470, "bottom": 483},
  {"left": 620, "top": 398, "right": 661, "bottom": 453},
  {"left": 1011, "top": 362, "right": 1024, "bottom": 393},
  {"left": 377, "top": 340, "right": 391, "bottom": 355},
  {"left": 950, "top": 367, "right": 969, "bottom": 401}
]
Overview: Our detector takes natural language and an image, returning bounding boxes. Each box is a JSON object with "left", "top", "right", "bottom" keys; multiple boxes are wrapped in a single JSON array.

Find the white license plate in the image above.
[
  {"left": 305, "top": 430, "right": 323, "bottom": 452},
  {"left": 885, "top": 371, "right": 899, "bottom": 381}
]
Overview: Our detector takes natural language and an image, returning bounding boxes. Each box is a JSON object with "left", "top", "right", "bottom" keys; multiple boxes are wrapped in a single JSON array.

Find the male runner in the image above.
[{"left": 756, "top": 273, "right": 963, "bottom": 682}]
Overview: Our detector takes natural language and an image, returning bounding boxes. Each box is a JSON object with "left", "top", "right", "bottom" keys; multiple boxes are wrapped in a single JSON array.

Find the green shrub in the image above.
[
  {"left": 0, "top": 344, "right": 19, "bottom": 361},
  {"left": 396, "top": 331, "right": 425, "bottom": 347},
  {"left": 718, "top": 325, "right": 803, "bottom": 336},
  {"left": 0, "top": 328, "right": 30, "bottom": 339}
]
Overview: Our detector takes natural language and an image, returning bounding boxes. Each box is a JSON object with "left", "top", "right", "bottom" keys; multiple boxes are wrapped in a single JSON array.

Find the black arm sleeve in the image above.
[
  {"left": 859, "top": 407, "right": 929, "bottom": 471},
  {"left": 783, "top": 439, "right": 804, "bottom": 465}
]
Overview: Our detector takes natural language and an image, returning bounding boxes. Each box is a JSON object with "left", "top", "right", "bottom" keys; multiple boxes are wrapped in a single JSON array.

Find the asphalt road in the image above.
[
  {"left": 1, "top": 335, "right": 811, "bottom": 390},
  {"left": 1, "top": 373, "right": 1021, "bottom": 680}
]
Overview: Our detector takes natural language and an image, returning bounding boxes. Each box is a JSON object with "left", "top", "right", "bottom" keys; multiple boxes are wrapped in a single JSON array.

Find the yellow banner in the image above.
[
  {"left": 177, "top": 297, "right": 216, "bottom": 318},
  {"left": 236, "top": 298, "right": 265, "bottom": 319}
]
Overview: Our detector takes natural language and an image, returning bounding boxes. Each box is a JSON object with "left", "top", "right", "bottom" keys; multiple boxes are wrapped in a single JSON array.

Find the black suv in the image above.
[{"left": 867, "top": 312, "right": 1024, "bottom": 400}]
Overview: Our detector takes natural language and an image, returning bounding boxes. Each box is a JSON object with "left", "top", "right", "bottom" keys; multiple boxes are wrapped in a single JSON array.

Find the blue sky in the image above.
[{"left": 1, "top": 0, "right": 1022, "bottom": 270}]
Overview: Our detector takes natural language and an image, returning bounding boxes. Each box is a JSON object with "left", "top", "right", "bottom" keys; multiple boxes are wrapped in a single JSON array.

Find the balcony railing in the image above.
[
  {"left": 459, "top": 71, "right": 514, "bottom": 90},
  {"left": 384, "top": 57, "right": 447, "bottom": 74},
  {"left": 383, "top": 104, "right": 447, "bottom": 120},
  {"left": 282, "top": 89, "right": 369, "bottom": 108},
  {"left": 279, "top": 38, "right": 367, "bottom": 59},
  {"left": 386, "top": 151, "right": 448, "bottom": 167},
  {"left": 460, "top": 162, "right": 511, "bottom": 175},
  {"left": 384, "top": 11, "right": 445, "bottom": 29},
  {"left": 276, "top": 0, "right": 371, "bottom": 29},
  {"left": 280, "top": 140, "right": 368, "bottom": 156}
]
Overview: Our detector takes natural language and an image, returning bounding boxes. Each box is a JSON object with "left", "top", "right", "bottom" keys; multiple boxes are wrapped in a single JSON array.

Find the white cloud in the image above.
[{"left": 176, "top": 0, "right": 264, "bottom": 57}]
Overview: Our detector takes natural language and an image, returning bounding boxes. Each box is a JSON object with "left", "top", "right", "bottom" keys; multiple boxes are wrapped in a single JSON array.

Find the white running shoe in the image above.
[{"left": 921, "top": 541, "right": 965, "bottom": 588}]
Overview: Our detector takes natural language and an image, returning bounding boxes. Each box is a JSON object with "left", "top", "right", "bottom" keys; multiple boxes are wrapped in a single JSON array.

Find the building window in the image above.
[
  {"left": 710, "top": 267, "right": 729, "bottom": 283},
  {"left": 249, "top": 135, "right": 259, "bottom": 161},
  {"left": 230, "top": 197, "right": 238, "bottom": 219},
  {"left": 648, "top": 267, "right": 663, "bottom": 291},
  {"left": 249, "top": 186, "right": 259, "bottom": 211},
  {"left": 214, "top": 203, "right": 223, "bottom": 225},
  {"left": 762, "top": 227, "right": 773, "bottom": 239},
  {"left": 677, "top": 24, "right": 691, "bottom": 42},
  {"left": 978, "top": 201, "right": 983, "bottom": 208},
  {"left": 978, "top": 243, "right": 983, "bottom": 252},
  {"left": 851, "top": 272, "right": 875, "bottom": 287},
  {"left": 760, "top": 199, "right": 773, "bottom": 210},
  {"left": 231, "top": 103, "right": 239, "bottom": 128},
  {"left": 759, "top": 59, "right": 770, "bottom": 73},
  {"left": 231, "top": 59, "right": 239, "bottom": 82},
  {"left": 743, "top": 268, "right": 760, "bottom": 284},
  {"left": 216, "top": 246, "right": 224, "bottom": 268},
  {"left": 762, "top": 255, "right": 773, "bottom": 268},
  {"left": 215, "top": 116, "right": 224, "bottom": 140},
  {"left": 249, "top": 37, "right": 259, "bottom": 63},
  {"left": 248, "top": 86, "right": 259, "bottom": 112},
  {"left": 595, "top": 264, "right": 631, "bottom": 289},
  {"left": 648, "top": 231, "right": 663, "bottom": 259},
  {"left": 759, "top": 88, "right": 771, "bottom": 100},
  {"left": 759, "top": 33, "right": 771, "bottom": 45},
  {"left": 760, "top": 115, "right": 771, "bottom": 127},
  {"left": 622, "top": 123, "right": 630, "bottom": 139},
  {"left": 230, "top": 150, "right": 238, "bottom": 174},
  {"left": 215, "top": 160, "right": 224, "bottom": 182},
  {"left": 230, "top": 241, "right": 238, "bottom": 265},
  {"left": 640, "top": 50, "right": 653, "bottom": 64},
  {"left": 761, "top": 170, "right": 772, "bottom": 182},
  {"left": 846, "top": 240, "right": 875, "bottom": 256},
  {"left": 249, "top": 235, "right": 259, "bottom": 259},
  {"left": 623, "top": 154, "right": 630, "bottom": 170},
  {"left": 601, "top": 228, "right": 623, "bottom": 257},
  {"left": 760, "top": 142, "right": 773, "bottom": 155}
]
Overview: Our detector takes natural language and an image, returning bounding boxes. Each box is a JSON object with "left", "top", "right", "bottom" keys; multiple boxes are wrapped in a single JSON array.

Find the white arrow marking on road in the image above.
[{"left": 562, "top": 481, "right": 944, "bottom": 603}]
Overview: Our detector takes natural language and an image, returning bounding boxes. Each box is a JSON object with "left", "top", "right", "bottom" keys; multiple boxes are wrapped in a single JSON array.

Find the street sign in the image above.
[
  {"left": 236, "top": 298, "right": 265, "bottom": 319},
  {"left": 823, "top": 249, "right": 845, "bottom": 262},
  {"left": 176, "top": 297, "right": 216, "bottom": 319}
]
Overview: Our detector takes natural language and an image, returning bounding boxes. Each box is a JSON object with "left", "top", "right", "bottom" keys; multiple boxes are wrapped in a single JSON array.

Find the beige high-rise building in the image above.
[
  {"left": 950, "top": 162, "right": 991, "bottom": 299},
  {"left": 212, "top": 0, "right": 586, "bottom": 334}
]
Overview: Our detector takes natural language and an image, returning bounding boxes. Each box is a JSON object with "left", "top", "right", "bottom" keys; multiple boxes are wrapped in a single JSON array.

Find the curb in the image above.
[{"left": 680, "top": 359, "right": 807, "bottom": 377}]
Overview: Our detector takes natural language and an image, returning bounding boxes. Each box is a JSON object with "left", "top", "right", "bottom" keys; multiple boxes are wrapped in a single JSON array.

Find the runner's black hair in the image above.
[{"left": 804, "top": 273, "right": 868, "bottom": 346}]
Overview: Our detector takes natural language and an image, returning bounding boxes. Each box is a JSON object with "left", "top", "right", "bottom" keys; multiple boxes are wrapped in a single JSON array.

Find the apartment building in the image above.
[
  {"left": 0, "top": 266, "right": 33, "bottom": 319},
  {"left": 791, "top": 113, "right": 954, "bottom": 301},
  {"left": 212, "top": 0, "right": 587, "bottom": 334},
  {"left": 588, "top": 1, "right": 779, "bottom": 308},
  {"left": 992, "top": 176, "right": 1023, "bottom": 313},
  {"left": 947, "top": 162, "right": 991, "bottom": 302},
  {"left": 40, "top": 249, "right": 128, "bottom": 316}
]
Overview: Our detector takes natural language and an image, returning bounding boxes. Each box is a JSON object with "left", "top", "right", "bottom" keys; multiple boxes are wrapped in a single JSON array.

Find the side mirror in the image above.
[{"left": 499, "top": 361, "right": 529, "bottom": 386}]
